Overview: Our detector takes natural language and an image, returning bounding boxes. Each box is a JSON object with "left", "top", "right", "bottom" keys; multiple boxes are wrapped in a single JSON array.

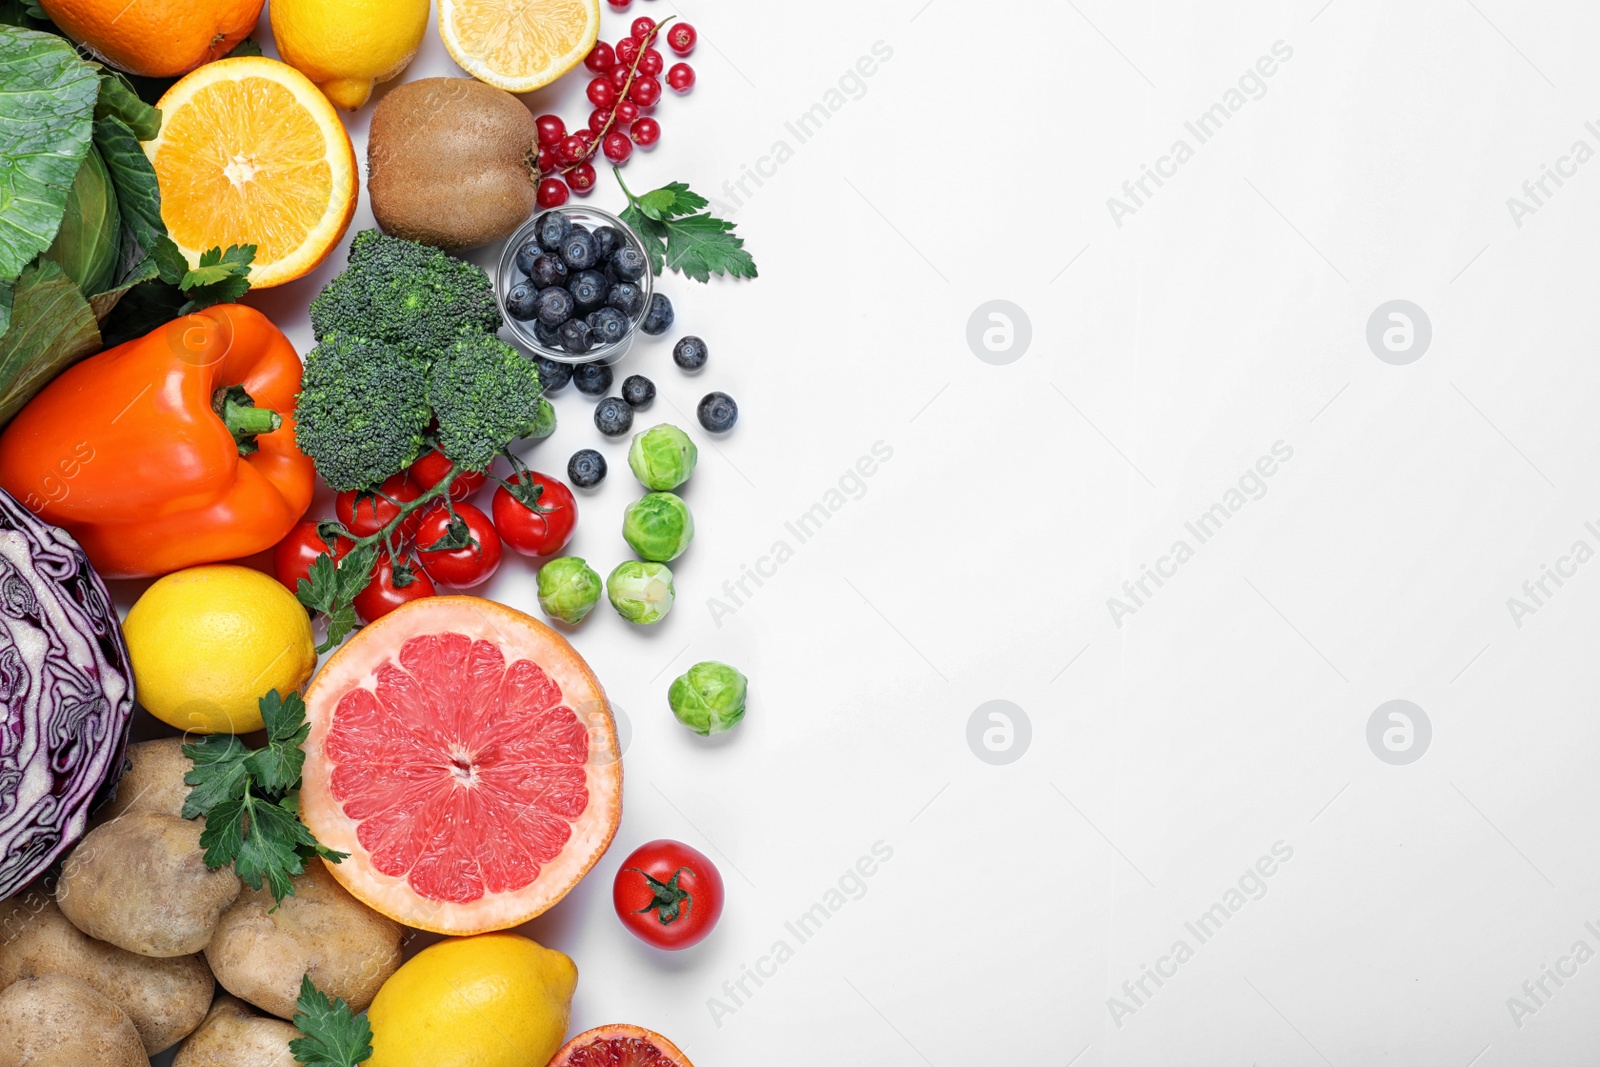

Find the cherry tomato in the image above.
[
  {"left": 336, "top": 473, "right": 423, "bottom": 540},
  {"left": 353, "top": 553, "right": 435, "bottom": 623},
  {"left": 409, "top": 449, "right": 488, "bottom": 502},
  {"left": 492, "top": 472, "right": 577, "bottom": 557},
  {"left": 613, "top": 839, "right": 724, "bottom": 950},
  {"left": 272, "top": 521, "right": 352, "bottom": 594},
  {"left": 414, "top": 504, "right": 502, "bottom": 589}
]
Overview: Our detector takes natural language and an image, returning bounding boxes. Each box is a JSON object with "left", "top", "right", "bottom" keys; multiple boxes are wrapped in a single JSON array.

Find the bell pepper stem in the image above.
[{"left": 214, "top": 384, "right": 281, "bottom": 455}]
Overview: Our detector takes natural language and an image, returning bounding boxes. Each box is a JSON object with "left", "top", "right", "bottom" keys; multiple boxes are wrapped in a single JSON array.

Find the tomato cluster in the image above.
[{"left": 272, "top": 452, "right": 579, "bottom": 623}]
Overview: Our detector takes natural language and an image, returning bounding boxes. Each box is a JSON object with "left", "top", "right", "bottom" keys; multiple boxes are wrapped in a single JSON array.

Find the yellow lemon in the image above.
[
  {"left": 123, "top": 565, "right": 315, "bottom": 734},
  {"left": 270, "top": 0, "right": 429, "bottom": 110},
  {"left": 439, "top": 0, "right": 599, "bottom": 93},
  {"left": 368, "top": 934, "right": 577, "bottom": 1067}
]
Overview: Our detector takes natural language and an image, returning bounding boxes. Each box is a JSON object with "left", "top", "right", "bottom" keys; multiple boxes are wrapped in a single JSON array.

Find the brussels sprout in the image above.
[
  {"left": 628, "top": 423, "right": 698, "bottom": 491},
  {"left": 41, "top": 146, "right": 120, "bottom": 295},
  {"left": 622, "top": 492, "right": 694, "bottom": 562},
  {"left": 606, "top": 560, "right": 674, "bottom": 624},
  {"left": 528, "top": 397, "right": 557, "bottom": 440},
  {"left": 536, "top": 556, "right": 603, "bottom": 624},
  {"left": 668, "top": 661, "right": 747, "bottom": 735}
]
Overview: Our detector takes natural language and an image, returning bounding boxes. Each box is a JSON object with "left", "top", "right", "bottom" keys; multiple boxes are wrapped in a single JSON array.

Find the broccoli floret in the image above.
[
  {"left": 427, "top": 334, "right": 544, "bottom": 473},
  {"left": 309, "top": 229, "right": 502, "bottom": 354},
  {"left": 295, "top": 336, "right": 431, "bottom": 491}
]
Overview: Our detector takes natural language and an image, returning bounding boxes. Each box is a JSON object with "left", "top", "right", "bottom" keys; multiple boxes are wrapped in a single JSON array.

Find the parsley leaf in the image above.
[
  {"left": 180, "top": 244, "right": 255, "bottom": 311},
  {"left": 297, "top": 543, "right": 377, "bottom": 653},
  {"left": 290, "top": 975, "right": 373, "bottom": 1067},
  {"left": 184, "top": 691, "right": 348, "bottom": 905},
  {"left": 616, "top": 170, "right": 757, "bottom": 282}
]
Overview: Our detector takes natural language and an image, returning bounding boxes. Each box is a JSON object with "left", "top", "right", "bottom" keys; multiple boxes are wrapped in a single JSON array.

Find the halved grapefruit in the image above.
[
  {"left": 549, "top": 1025, "right": 694, "bottom": 1067},
  {"left": 300, "top": 596, "right": 621, "bottom": 935}
]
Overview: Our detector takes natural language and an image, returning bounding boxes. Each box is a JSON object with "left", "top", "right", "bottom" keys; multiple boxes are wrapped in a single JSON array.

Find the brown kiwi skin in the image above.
[{"left": 368, "top": 77, "right": 541, "bottom": 253}]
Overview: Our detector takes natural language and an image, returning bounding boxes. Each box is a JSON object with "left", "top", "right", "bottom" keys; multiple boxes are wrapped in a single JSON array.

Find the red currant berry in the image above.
[
  {"left": 666, "top": 23, "right": 696, "bottom": 55},
  {"left": 537, "top": 177, "right": 570, "bottom": 207},
  {"left": 629, "top": 75, "right": 661, "bottom": 106},
  {"left": 639, "top": 48, "right": 664, "bottom": 75},
  {"left": 537, "top": 145, "right": 556, "bottom": 173},
  {"left": 575, "top": 128, "right": 595, "bottom": 148},
  {"left": 602, "top": 130, "right": 633, "bottom": 163},
  {"left": 666, "top": 62, "right": 694, "bottom": 92},
  {"left": 630, "top": 116, "right": 660, "bottom": 147},
  {"left": 587, "top": 76, "right": 617, "bottom": 107},
  {"left": 630, "top": 16, "right": 655, "bottom": 38},
  {"left": 615, "top": 37, "right": 641, "bottom": 66},
  {"left": 567, "top": 162, "right": 597, "bottom": 195},
  {"left": 614, "top": 99, "right": 641, "bottom": 123},
  {"left": 557, "top": 134, "right": 585, "bottom": 164},
  {"left": 608, "top": 64, "right": 631, "bottom": 90},
  {"left": 584, "top": 41, "right": 616, "bottom": 72},
  {"left": 535, "top": 114, "right": 566, "bottom": 147},
  {"left": 588, "top": 107, "right": 611, "bottom": 133},
  {"left": 606, "top": 0, "right": 629, "bottom": 8}
]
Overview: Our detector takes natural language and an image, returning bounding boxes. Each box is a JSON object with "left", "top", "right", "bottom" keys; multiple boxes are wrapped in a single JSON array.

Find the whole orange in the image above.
[{"left": 39, "top": 0, "right": 265, "bottom": 78}]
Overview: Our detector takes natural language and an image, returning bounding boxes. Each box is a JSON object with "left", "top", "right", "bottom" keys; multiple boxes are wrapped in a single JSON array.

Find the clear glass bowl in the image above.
[{"left": 495, "top": 205, "right": 654, "bottom": 366}]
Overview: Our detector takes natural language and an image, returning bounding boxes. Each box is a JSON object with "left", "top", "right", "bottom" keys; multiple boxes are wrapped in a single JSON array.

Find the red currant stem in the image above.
[{"left": 556, "top": 15, "right": 675, "bottom": 178}]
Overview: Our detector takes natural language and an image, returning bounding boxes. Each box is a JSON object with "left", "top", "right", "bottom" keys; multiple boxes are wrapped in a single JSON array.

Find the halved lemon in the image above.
[
  {"left": 439, "top": 0, "right": 600, "bottom": 93},
  {"left": 145, "top": 57, "right": 358, "bottom": 289}
]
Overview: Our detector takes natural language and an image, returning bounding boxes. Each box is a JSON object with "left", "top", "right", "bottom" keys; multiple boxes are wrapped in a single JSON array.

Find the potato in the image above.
[
  {"left": 174, "top": 994, "right": 299, "bottom": 1067},
  {"left": 95, "top": 737, "right": 194, "bottom": 822},
  {"left": 0, "top": 892, "right": 212, "bottom": 1053},
  {"left": 0, "top": 972, "right": 146, "bottom": 1067},
  {"left": 57, "top": 810, "right": 241, "bottom": 957},
  {"left": 207, "top": 859, "right": 402, "bottom": 1019}
]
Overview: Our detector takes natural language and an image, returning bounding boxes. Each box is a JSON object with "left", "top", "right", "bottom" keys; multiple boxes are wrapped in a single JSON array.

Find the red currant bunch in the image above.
[{"left": 533, "top": 17, "right": 696, "bottom": 202}]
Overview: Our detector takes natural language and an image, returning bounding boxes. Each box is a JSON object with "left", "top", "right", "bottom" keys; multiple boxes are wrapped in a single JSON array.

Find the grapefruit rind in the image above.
[{"left": 300, "top": 596, "right": 621, "bottom": 935}]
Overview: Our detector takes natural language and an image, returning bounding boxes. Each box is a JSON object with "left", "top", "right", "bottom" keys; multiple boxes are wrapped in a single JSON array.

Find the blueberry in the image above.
[
  {"left": 535, "top": 355, "right": 572, "bottom": 392},
  {"left": 640, "top": 292, "right": 674, "bottom": 335},
  {"left": 529, "top": 253, "right": 569, "bottom": 289},
  {"left": 557, "top": 319, "right": 594, "bottom": 355},
  {"left": 568, "top": 448, "right": 607, "bottom": 488},
  {"left": 592, "top": 226, "right": 624, "bottom": 261},
  {"left": 586, "top": 306, "right": 629, "bottom": 345},
  {"left": 534, "top": 320, "right": 561, "bottom": 347},
  {"left": 535, "top": 286, "right": 575, "bottom": 327},
  {"left": 621, "top": 374, "right": 655, "bottom": 408},
  {"left": 594, "top": 396, "right": 634, "bottom": 437},
  {"left": 672, "top": 335, "right": 707, "bottom": 371},
  {"left": 606, "top": 282, "right": 644, "bottom": 318},
  {"left": 514, "top": 238, "right": 542, "bottom": 276},
  {"left": 505, "top": 281, "right": 539, "bottom": 321},
  {"left": 559, "top": 229, "right": 599, "bottom": 270},
  {"left": 568, "top": 269, "right": 607, "bottom": 311},
  {"left": 698, "top": 391, "right": 738, "bottom": 433},
  {"left": 536, "top": 211, "right": 572, "bottom": 251},
  {"left": 572, "top": 360, "right": 613, "bottom": 396},
  {"left": 609, "top": 244, "right": 647, "bottom": 281}
]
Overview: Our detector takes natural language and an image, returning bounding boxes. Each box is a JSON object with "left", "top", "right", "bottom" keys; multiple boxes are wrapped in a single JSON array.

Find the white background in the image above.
[{"left": 133, "top": 0, "right": 1600, "bottom": 1063}]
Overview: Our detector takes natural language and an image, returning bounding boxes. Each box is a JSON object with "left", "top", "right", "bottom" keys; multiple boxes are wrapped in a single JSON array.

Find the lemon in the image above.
[
  {"left": 270, "top": 0, "right": 429, "bottom": 111},
  {"left": 123, "top": 565, "right": 316, "bottom": 734},
  {"left": 368, "top": 934, "right": 577, "bottom": 1067}
]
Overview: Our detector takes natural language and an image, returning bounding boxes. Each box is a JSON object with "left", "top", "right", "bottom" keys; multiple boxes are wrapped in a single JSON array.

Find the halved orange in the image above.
[
  {"left": 145, "top": 57, "right": 358, "bottom": 289},
  {"left": 439, "top": 0, "right": 600, "bottom": 93},
  {"left": 300, "top": 597, "right": 622, "bottom": 935}
]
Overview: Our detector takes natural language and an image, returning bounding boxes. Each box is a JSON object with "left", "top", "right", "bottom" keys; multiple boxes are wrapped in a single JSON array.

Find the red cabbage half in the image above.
[{"left": 0, "top": 488, "right": 133, "bottom": 899}]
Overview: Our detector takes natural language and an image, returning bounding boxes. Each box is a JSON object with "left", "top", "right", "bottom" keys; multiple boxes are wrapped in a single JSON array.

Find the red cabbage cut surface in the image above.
[{"left": 0, "top": 488, "right": 133, "bottom": 899}]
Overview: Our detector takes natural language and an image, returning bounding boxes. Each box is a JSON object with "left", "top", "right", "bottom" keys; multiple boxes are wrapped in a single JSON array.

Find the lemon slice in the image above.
[{"left": 439, "top": 0, "right": 600, "bottom": 93}]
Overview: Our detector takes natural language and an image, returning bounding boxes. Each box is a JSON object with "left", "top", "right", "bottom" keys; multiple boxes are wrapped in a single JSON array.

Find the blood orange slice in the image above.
[
  {"left": 300, "top": 596, "right": 621, "bottom": 934},
  {"left": 549, "top": 1025, "right": 694, "bottom": 1067}
]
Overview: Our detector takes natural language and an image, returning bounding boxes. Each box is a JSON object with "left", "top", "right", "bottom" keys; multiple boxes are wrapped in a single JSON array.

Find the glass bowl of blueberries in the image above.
[{"left": 496, "top": 205, "right": 670, "bottom": 365}]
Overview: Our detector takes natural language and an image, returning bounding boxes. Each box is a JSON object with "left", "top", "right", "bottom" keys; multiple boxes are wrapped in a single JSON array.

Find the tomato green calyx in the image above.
[
  {"left": 628, "top": 866, "right": 695, "bottom": 925},
  {"left": 213, "top": 384, "right": 282, "bottom": 456}
]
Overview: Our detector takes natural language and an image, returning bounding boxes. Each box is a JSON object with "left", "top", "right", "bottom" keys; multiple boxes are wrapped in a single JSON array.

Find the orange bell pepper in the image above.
[{"left": 0, "top": 304, "right": 315, "bottom": 578}]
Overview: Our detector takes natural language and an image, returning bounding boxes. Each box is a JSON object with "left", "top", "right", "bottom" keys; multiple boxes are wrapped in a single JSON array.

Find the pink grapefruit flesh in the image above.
[{"left": 300, "top": 596, "right": 621, "bottom": 934}]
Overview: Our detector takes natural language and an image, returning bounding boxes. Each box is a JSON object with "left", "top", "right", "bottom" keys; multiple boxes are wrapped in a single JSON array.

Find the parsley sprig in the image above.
[
  {"left": 290, "top": 975, "right": 373, "bottom": 1067},
  {"left": 182, "top": 690, "right": 347, "bottom": 904},
  {"left": 180, "top": 243, "right": 256, "bottom": 311},
  {"left": 616, "top": 171, "right": 757, "bottom": 282}
]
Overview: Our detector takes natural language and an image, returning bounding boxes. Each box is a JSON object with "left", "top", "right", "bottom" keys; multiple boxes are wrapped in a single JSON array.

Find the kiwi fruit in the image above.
[{"left": 368, "top": 77, "right": 541, "bottom": 253}]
